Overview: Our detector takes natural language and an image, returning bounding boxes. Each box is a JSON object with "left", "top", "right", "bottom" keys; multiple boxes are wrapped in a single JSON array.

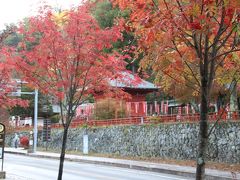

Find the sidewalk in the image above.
[{"left": 4, "top": 147, "right": 240, "bottom": 180}]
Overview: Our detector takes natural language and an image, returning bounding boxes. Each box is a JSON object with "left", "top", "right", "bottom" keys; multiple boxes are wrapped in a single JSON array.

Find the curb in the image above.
[{"left": 5, "top": 151, "right": 236, "bottom": 180}]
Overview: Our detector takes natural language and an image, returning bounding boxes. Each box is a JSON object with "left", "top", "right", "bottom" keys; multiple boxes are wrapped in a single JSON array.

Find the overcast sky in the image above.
[{"left": 0, "top": 0, "right": 82, "bottom": 30}]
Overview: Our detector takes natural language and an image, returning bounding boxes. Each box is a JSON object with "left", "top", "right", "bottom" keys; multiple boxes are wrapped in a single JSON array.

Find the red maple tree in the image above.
[{"left": 10, "top": 3, "right": 126, "bottom": 180}]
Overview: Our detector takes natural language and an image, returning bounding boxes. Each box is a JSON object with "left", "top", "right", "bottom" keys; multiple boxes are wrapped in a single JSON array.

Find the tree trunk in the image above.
[
  {"left": 57, "top": 126, "right": 69, "bottom": 180},
  {"left": 196, "top": 81, "right": 209, "bottom": 180}
]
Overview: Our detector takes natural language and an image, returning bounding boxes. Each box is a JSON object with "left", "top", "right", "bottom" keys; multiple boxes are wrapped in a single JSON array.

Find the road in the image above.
[{"left": 3, "top": 154, "right": 193, "bottom": 180}]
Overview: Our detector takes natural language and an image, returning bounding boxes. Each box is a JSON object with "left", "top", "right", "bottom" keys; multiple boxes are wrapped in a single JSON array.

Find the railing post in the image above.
[{"left": 141, "top": 117, "right": 144, "bottom": 124}]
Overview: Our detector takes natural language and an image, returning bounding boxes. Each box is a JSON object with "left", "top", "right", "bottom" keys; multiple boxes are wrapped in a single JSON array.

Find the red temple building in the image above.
[
  {"left": 109, "top": 73, "right": 158, "bottom": 116},
  {"left": 76, "top": 73, "right": 158, "bottom": 118}
]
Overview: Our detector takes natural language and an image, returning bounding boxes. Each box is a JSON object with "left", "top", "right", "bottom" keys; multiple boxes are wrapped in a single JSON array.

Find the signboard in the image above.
[
  {"left": 29, "top": 140, "right": 33, "bottom": 146},
  {"left": 42, "top": 119, "right": 51, "bottom": 142},
  {"left": 0, "top": 123, "right": 5, "bottom": 171}
]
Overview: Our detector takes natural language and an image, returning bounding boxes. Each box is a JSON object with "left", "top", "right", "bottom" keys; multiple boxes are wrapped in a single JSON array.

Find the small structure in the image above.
[
  {"left": 109, "top": 72, "right": 158, "bottom": 116},
  {"left": 76, "top": 72, "right": 158, "bottom": 118}
]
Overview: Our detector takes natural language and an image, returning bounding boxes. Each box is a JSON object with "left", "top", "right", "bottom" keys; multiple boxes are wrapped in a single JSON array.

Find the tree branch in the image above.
[{"left": 184, "top": 60, "right": 201, "bottom": 87}]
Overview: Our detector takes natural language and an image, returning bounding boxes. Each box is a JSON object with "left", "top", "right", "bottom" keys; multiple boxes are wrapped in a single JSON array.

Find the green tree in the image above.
[
  {"left": 93, "top": 0, "right": 123, "bottom": 29},
  {"left": 3, "top": 27, "right": 22, "bottom": 47},
  {"left": 93, "top": 0, "right": 140, "bottom": 72}
]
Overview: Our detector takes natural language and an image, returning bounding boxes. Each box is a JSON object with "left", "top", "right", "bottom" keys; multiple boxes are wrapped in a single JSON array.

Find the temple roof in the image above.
[{"left": 109, "top": 72, "right": 158, "bottom": 90}]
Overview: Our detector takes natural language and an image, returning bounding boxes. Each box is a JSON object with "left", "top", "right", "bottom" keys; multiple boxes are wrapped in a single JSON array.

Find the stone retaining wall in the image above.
[{"left": 6, "top": 122, "right": 240, "bottom": 163}]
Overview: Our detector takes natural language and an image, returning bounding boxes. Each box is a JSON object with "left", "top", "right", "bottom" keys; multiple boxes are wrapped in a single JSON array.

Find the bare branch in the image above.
[
  {"left": 208, "top": 3, "right": 226, "bottom": 51},
  {"left": 216, "top": 28, "right": 234, "bottom": 52},
  {"left": 212, "top": 48, "right": 240, "bottom": 62},
  {"left": 184, "top": 60, "right": 201, "bottom": 87}
]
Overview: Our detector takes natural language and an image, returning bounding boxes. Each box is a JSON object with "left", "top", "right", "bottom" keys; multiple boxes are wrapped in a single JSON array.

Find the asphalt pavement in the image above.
[
  {"left": 3, "top": 153, "right": 194, "bottom": 180},
  {"left": 4, "top": 147, "right": 240, "bottom": 180}
]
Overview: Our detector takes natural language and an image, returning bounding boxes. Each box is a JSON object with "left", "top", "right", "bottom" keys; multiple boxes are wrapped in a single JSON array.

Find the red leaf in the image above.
[{"left": 189, "top": 21, "right": 202, "bottom": 30}]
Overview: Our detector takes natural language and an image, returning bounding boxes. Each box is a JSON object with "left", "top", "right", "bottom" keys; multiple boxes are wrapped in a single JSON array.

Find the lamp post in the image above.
[
  {"left": 10, "top": 80, "right": 39, "bottom": 153},
  {"left": 14, "top": 89, "right": 38, "bottom": 153},
  {"left": 33, "top": 89, "right": 38, "bottom": 153}
]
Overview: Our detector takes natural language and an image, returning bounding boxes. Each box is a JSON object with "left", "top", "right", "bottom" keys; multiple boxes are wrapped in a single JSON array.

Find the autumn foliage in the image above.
[
  {"left": 0, "top": 49, "right": 28, "bottom": 109},
  {"left": 114, "top": 0, "right": 240, "bottom": 179},
  {"left": 13, "top": 5, "right": 125, "bottom": 101},
  {"left": 8, "top": 3, "right": 126, "bottom": 180},
  {"left": 114, "top": 0, "right": 240, "bottom": 100}
]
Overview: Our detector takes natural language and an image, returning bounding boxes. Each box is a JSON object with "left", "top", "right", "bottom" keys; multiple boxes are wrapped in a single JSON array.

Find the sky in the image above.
[{"left": 0, "top": 0, "right": 82, "bottom": 30}]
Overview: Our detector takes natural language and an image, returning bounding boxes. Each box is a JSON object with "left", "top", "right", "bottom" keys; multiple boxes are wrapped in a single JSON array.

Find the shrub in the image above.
[
  {"left": 94, "top": 98, "right": 127, "bottom": 120},
  {"left": 49, "top": 114, "right": 60, "bottom": 123},
  {"left": 20, "top": 136, "right": 29, "bottom": 149}
]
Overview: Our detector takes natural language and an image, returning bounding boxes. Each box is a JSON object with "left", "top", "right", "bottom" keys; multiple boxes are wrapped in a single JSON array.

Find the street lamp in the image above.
[
  {"left": 9, "top": 80, "right": 39, "bottom": 153},
  {"left": 18, "top": 89, "right": 38, "bottom": 153},
  {"left": 10, "top": 80, "right": 38, "bottom": 153},
  {"left": 33, "top": 89, "right": 38, "bottom": 153}
]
